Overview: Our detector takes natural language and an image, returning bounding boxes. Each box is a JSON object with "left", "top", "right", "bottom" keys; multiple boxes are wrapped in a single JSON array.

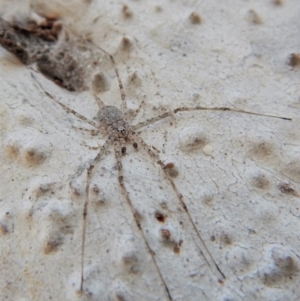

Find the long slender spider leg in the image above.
[
  {"left": 87, "top": 41, "right": 128, "bottom": 115},
  {"left": 80, "top": 138, "right": 111, "bottom": 292},
  {"left": 128, "top": 100, "right": 146, "bottom": 124},
  {"left": 109, "top": 54, "right": 127, "bottom": 114},
  {"left": 94, "top": 94, "right": 105, "bottom": 110},
  {"left": 113, "top": 139, "right": 173, "bottom": 301},
  {"left": 130, "top": 133, "right": 226, "bottom": 280},
  {"left": 133, "top": 111, "right": 175, "bottom": 131},
  {"left": 133, "top": 106, "right": 292, "bottom": 131},
  {"left": 32, "top": 73, "right": 99, "bottom": 128},
  {"left": 173, "top": 106, "right": 292, "bottom": 121},
  {"left": 71, "top": 126, "right": 100, "bottom": 136}
]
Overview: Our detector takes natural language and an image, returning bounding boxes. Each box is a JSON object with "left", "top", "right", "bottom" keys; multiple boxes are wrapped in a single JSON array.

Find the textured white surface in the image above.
[{"left": 0, "top": 1, "right": 300, "bottom": 300}]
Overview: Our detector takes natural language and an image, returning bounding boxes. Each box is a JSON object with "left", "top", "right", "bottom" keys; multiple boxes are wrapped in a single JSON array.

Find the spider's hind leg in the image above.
[{"left": 129, "top": 132, "right": 226, "bottom": 280}]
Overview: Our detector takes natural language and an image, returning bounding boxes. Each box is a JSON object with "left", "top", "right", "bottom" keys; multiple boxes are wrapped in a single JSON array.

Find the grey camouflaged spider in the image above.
[{"left": 32, "top": 47, "right": 291, "bottom": 300}]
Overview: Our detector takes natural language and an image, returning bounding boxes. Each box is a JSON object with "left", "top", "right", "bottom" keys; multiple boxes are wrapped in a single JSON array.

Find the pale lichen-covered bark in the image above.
[{"left": 0, "top": 1, "right": 299, "bottom": 300}]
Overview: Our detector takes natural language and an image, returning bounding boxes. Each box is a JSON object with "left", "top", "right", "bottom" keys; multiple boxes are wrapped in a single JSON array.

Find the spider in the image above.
[{"left": 33, "top": 48, "right": 291, "bottom": 300}]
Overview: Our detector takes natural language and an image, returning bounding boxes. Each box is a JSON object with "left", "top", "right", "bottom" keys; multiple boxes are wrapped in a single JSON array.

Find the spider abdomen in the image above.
[{"left": 96, "top": 105, "right": 123, "bottom": 125}]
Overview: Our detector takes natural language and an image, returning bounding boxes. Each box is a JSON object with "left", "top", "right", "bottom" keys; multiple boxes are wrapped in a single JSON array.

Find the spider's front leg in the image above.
[{"left": 133, "top": 105, "right": 292, "bottom": 131}]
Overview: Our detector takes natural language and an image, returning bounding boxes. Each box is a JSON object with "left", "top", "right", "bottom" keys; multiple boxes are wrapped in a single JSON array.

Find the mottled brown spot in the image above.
[
  {"left": 160, "top": 202, "right": 168, "bottom": 210},
  {"left": 0, "top": 223, "right": 8, "bottom": 235},
  {"left": 164, "top": 162, "right": 179, "bottom": 178},
  {"left": 203, "top": 195, "right": 214, "bottom": 205},
  {"left": 261, "top": 254, "right": 299, "bottom": 287},
  {"left": 44, "top": 232, "right": 64, "bottom": 254},
  {"left": 165, "top": 162, "right": 174, "bottom": 169},
  {"left": 248, "top": 142, "right": 274, "bottom": 161},
  {"left": 154, "top": 5, "right": 162, "bottom": 13},
  {"left": 4, "top": 144, "right": 19, "bottom": 159},
  {"left": 92, "top": 184, "right": 100, "bottom": 194},
  {"left": 128, "top": 72, "right": 141, "bottom": 86},
  {"left": 173, "top": 242, "right": 180, "bottom": 254},
  {"left": 121, "top": 250, "right": 141, "bottom": 275},
  {"left": 179, "top": 128, "right": 208, "bottom": 153},
  {"left": 38, "top": 184, "right": 51, "bottom": 195},
  {"left": 122, "top": 5, "right": 133, "bottom": 18},
  {"left": 219, "top": 232, "right": 233, "bottom": 245},
  {"left": 23, "top": 147, "right": 46, "bottom": 165},
  {"left": 189, "top": 12, "right": 202, "bottom": 24},
  {"left": 288, "top": 53, "right": 300, "bottom": 67},
  {"left": 251, "top": 173, "right": 270, "bottom": 189},
  {"left": 161, "top": 229, "right": 171, "bottom": 240},
  {"left": 155, "top": 211, "right": 166, "bottom": 223},
  {"left": 92, "top": 72, "right": 110, "bottom": 93},
  {"left": 121, "top": 36, "right": 132, "bottom": 50},
  {"left": 248, "top": 9, "right": 263, "bottom": 24},
  {"left": 115, "top": 293, "right": 126, "bottom": 301},
  {"left": 278, "top": 182, "right": 299, "bottom": 197}
]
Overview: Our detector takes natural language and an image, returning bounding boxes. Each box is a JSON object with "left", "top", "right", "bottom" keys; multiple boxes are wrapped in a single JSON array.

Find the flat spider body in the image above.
[{"left": 96, "top": 105, "right": 139, "bottom": 156}]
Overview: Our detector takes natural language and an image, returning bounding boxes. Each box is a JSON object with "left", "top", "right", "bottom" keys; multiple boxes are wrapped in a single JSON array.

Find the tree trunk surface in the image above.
[{"left": 0, "top": 1, "right": 299, "bottom": 300}]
